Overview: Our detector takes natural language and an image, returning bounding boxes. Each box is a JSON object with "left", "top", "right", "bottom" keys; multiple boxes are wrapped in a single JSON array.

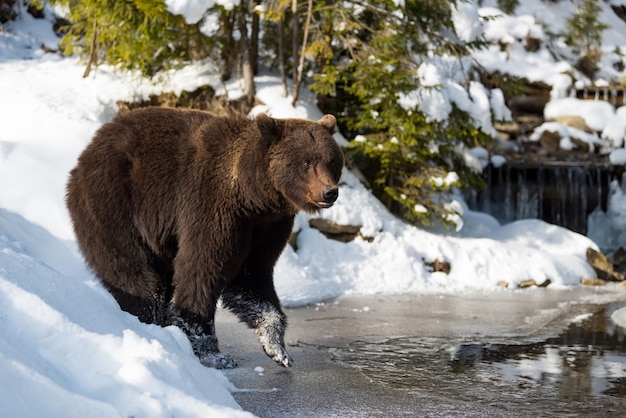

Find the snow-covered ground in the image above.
[{"left": 2, "top": 1, "right": 626, "bottom": 417}]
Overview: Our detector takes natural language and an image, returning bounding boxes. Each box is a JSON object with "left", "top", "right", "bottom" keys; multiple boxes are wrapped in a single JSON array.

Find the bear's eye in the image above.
[{"left": 304, "top": 159, "right": 312, "bottom": 168}]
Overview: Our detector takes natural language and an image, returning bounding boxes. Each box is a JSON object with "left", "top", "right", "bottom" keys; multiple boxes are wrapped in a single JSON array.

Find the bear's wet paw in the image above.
[
  {"left": 264, "top": 344, "right": 292, "bottom": 367},
  {"left": 258, "top": 327, "right": 292, "bottom": 367},
  {"left": 198, "top": 352, "right": 238, "bottom": 369}
]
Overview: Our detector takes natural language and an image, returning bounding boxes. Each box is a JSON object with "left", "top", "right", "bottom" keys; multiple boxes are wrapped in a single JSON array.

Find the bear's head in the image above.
[{"left": 256, "top": 113, "right": 344, "bottom": 214}]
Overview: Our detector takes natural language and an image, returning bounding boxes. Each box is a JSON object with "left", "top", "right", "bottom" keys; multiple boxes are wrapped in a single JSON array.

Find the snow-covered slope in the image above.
[{"left": 0, "top": 210, "right": 252, "bottom": 417}]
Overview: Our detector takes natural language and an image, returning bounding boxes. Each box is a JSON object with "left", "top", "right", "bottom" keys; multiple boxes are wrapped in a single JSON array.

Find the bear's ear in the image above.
[
  {"left": 318, "top": 114, "right": 337, "bottom": 134},
  {"left": 256, "top": 113, "right": 282, "bottom": 146}
]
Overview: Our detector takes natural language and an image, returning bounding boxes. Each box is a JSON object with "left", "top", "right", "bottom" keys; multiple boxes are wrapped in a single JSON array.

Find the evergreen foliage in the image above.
[
  {"left": 566, "top": 0, "right": 609, "bottom": 79},
  {"left": 51, "top": 0, "right": 213, "bottom": 78},
  {"left": 496, "top": 0, "right": 518, "bottom": 15},
  {"left": 309, "top": 0, "right": 491, "bottom": 226}
]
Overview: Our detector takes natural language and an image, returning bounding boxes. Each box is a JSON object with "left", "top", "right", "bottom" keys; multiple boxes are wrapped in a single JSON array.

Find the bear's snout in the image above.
[{"left": 321, "top": 186, "right": 339, "bottom": 206}]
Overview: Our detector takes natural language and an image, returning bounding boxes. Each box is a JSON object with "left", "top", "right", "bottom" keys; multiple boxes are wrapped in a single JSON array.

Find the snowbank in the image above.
[{"left": 0, "top": 210, "right": 252, "bottom": 418}]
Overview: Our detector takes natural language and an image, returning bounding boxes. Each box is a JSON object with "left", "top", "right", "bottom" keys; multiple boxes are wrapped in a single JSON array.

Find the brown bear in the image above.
[{"left": 66, "top": 107, "right": 343, "bottom": 368}]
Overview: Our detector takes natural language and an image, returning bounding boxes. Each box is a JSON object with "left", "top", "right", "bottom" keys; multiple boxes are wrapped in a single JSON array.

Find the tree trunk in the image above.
[
  {"left": 291, "top": 0, "right": 313, "bottom": 106},
  {"left": 291, "top": 0, "right": 299, "bottom": 90},
  {"left": 278, "top": 15, "right": 288, "bottom": 97},
  {"left": 251, "top": 1, "right": 260, "bottom": 75},
  {"left": 83, "top": 19, "right": 98, "bottom": 78},
  {"left": 238, "top": 4, "right": 256, "bottom": 108},
  {"left": 220, "top": 10, "right": 236, "bottom": 81}
]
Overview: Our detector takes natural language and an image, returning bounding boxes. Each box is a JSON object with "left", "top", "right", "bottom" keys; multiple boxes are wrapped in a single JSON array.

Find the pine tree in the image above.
[
  {"left": 52, "top": 0, "right": 214, "bottom": 78},
  {"left": 566, "top": 0, "right": 609, "bottom": 79},
  {"left": 308, "top": 0, "right": 492, "bottom": 227}
]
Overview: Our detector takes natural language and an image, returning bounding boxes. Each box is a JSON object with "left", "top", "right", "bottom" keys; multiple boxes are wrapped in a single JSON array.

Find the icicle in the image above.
[
  {"left": 504, "top": 165, "right": 513, "bottom": 223},
  {"left": 537, "top": 164, "right": 545, "bottom": 219},
  {"left": 554, "top": 168, "right": 563, "bottom": 226}
]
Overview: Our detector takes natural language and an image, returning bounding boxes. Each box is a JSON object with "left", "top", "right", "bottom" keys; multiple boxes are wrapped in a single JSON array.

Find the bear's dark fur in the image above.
[{"left": 66, "top": 107, "right": 343, "bottom": 368}]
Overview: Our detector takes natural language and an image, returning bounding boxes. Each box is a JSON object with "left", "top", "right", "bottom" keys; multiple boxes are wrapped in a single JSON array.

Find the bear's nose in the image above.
[{"left": 322, "top": 186, "right": 339, "bottom": 203}]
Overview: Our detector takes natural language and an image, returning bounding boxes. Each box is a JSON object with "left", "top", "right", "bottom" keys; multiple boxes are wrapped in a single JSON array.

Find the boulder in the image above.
[
  {"left": 581, "top": 278, "right": 607, "bottom": 286},
  {"left": 518, "top": 279, "right": 537, "bottom": 289},
  {"left": 517, "top": 278, "right": 550, "bottom": 288},
  {"left": 551, "top": 115, "right": 592, "bottom": 133},
  {"left": 612, "top": 246, "right": 626, "bottom": 265},
  {"left": 569, "top": 137, "right": 591, "bottom": 153},
  {"left": 538, "top": 130, "right": 561, "bottom": 153},
  {"left": 538, "top": 278, "right": 551, "bottom": 288},
  {"left": 425, "top": 259, "right": 451, "bottom": 275},
  {"left": 309, "top": 218, "right": 362, "bottom": 243},
  {"left": 586, "top": 247, "right": 625, "bottom": 282}
]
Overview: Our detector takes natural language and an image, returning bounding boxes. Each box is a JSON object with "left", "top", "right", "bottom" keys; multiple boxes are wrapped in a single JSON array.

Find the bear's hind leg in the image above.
[
  {"left": 67, "top": 166, "right": 171, "bottom": 325},
  {"left": 177, "top": 319, "right": 238, "bottom": 369},
  {"left": 167, "top": 305, "right": 238, "bottom": 369},
  {"left": 90, "top": 240, "right": 171, "bottom": 325}
]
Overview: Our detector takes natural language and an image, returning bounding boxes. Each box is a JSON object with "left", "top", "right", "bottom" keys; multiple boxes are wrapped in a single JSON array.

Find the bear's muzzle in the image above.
[{"left": 318, "top": 186, "right": 339, "bottom": 208}]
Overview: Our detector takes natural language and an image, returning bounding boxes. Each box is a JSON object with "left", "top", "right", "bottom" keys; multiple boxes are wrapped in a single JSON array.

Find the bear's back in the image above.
[{"left": 95, "top": 107, "right": 212, "bottom": 156}]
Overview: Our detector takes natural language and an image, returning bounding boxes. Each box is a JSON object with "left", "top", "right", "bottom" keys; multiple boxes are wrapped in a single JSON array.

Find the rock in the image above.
[
  {"left": 516, "top": 115, "right": 544, "bottom": 132},
  {"left": 524, "top": 35, "right": 541, "bottom": 52},
  {"left": 494, "top": 121, "right": 521, "bottom": 136},
  {"left": 581, "top": 278, "right": 607, "bottom": 286},
  {"left": 586, "top": 247, "right": 611, "bottom": 271},
  {"left": 309, "top": 218, "right": 362, "bottom": 243},
  {"left": 569, "top": 137, "right": 591, "bottom": 153},
  {"left": 425, "top": 259, "right": 451, "bottom": 275},
  {"left": 537, "top": 279, "right": 551, "bottom": 288},
  {"left": 538, "top": 130, "right": 561, "bottom": 153},
  {"left": 518, "top": 279, "right": 537, "bottom": 289},
  {"left": 586, "top": 247, "right": 625, "bottom": 282},
  {"left": 508, "top": 96, "right": 550, "bottom": 117},
  {"left": 551, "top": 116, "right": 592, "bottom": 133},
  {"left": 614, "top": 5, "right": 626, "bottom": 26},
  {"left": 612, "top": 247, "right": 626, "bottom": 265},
  {"left": 288, "top": 231, "right": 299, "bottom": 251},
  {"left": 497, "top": 281, "right": 509, "bottom": 288}
]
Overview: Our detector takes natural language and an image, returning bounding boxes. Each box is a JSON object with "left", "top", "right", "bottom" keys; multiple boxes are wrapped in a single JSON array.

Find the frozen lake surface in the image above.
[{"left": 223, "top": 290, "right": 626, "bottom": 417}]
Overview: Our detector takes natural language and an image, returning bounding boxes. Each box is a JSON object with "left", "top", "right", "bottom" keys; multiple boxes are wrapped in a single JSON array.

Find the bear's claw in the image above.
[{"left": 262, "top": 342, "right": 292, "bottom": 367}]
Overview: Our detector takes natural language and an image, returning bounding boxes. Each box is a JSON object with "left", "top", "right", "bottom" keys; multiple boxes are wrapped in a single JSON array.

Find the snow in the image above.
[
  {"left": 612, "top": 306, "right": 626, "bottom": 328},
  {"left": 544, "top": 98, "right": 615, "bottom": 133},
  {"left": 529, "top": 121, "right": 603, "bottom": 151},
  {"left": 603, "top": 105, "right": 626, "bottom": 148},
  {"left": 610, "top": 148, "right": 626, "bottom": 165},
  {"left": 451, "top": 1, "right": 483, "bottom": 43},
  {"left": 0, "top": 210, "right": 252, "bottom": 418},
  {"left": 2, "top": 1, "right": 626, "bottom": 416},
  {"left": 166, "top": 0, "right": 239, "bottom": 24}
]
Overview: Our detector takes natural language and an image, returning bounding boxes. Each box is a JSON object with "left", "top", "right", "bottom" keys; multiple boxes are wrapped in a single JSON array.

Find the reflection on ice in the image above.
[
  {"left": 331, "top": 303, "right": 626, "bottom": 412},
  {"left": 451, "top": 342, "right": 626, "bottom": 400}
]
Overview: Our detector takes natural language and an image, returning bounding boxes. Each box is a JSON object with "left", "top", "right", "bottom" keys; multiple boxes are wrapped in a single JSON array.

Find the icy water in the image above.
[
  {"left": 330, "top": 302, "right": 626, "bottom": 414},
  {"left": 226, "top": 292, "right": 626, "bottom": 417}
]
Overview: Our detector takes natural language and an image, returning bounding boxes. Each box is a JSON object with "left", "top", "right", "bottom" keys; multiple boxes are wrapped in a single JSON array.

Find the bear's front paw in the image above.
[
  {"left": 198, "top": 352, "right": 238, "bottom": 369},
  {"left": 254, "top": 307, "right": 292, "bottom": 367},
  {"left": 257, "top": 327, "right": 292, "bottom": 367},
  {"left": 262, "top": 342, "right": 292, "bottom": 367}
]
